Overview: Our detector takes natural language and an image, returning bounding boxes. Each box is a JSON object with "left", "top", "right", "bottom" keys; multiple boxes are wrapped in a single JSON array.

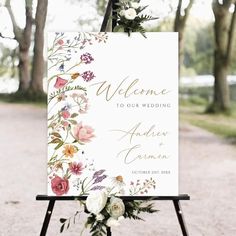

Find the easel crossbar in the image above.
[
  {"left": 36, "top": 194, "right": 190, "bottom": 201},
  {"left": 36, "top": 194, "right": 190, "bottom": 236}
]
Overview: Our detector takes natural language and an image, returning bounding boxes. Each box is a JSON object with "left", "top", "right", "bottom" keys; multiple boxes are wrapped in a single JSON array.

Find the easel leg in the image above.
[
  {"left": 173, "top": 200, "right": 189, "bottom": 236},
  {"left": 107, "top": 226, "right": 112, "bottom": 236},
  {"left": 40, "top": 200, "right": 55, "bottom": 236},
  {"left": 112, "top": 0, "right": 119, "bottom": 30}
]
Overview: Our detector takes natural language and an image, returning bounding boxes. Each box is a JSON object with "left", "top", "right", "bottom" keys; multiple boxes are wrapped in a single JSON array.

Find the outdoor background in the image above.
[{"left": 0, "top": 0, "right": 236, "bottom": 235}]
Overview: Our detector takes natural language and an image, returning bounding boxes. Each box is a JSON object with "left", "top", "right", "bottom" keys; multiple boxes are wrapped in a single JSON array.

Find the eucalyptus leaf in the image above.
[
  {"left": 113, "top": 25, "right": 125, "bottom": 32},
  {"left": 55, "top": 141, "right": 64, "bottom": 150}
]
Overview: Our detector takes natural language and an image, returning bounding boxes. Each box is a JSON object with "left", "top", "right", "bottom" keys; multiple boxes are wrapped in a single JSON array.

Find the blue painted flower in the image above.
[{"left": 58, "top": 63, "right": 65, "bottom": 72}]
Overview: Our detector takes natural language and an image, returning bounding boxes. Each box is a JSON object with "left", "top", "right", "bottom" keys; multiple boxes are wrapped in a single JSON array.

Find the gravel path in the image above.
[{"left": 0, "top": 103, "right": 236, "bottom": 236}]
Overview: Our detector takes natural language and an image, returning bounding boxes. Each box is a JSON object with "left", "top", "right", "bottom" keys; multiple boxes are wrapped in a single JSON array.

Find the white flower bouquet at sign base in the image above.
[
  {"left": 86, "top": 190, "right": 108, "bottom": 215},
  {"left": 60, "top": 186, "right": 158, "bottom": 236},
  {"left": 113, "top": 0, "right": 158, "bottom": 37}
]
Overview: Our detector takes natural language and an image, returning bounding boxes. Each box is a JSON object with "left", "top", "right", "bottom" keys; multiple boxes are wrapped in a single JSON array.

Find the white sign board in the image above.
[{"left": 47, "top": 32, "right": 178, "bottom": 196}]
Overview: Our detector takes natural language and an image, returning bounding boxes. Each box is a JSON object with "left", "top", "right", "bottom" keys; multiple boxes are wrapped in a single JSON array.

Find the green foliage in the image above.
[
  {"left": 60, "top": 211, "right": 80, "bottom": 233},
  {"left": 96, "top": 0, "right": 108, "bottom": 16},
  {"left": 180, "top": 84, "right": 236, "bottom": 104},
  {"left": 59, "top": 197, "right": 157, "bottom": 236},
  {"left": 188, "top": 96, "right": 208, "bottom": 106},
  {"left": 153, "top": 17, "right": 236, "bottom": 76},
  {"left": 124, "top": 200, "right": 158, "bottom": 220},
  {"left": 180, "top": 101, "right": 236, "bottom": 144},
  {"left": 182, "top": 20, "right": 215, "bottom": 76},
  {"left": 48, "top": 85, "right": 87, "bottom": 103},
  {"left": 113, "top": 1, "right": 158, "bottom": 37},
  {"left": 0, "top": 43, "right": 17, "bottom": 77},
  {"left": 0, "top": 91, "right": 47, "bottom": 105}
]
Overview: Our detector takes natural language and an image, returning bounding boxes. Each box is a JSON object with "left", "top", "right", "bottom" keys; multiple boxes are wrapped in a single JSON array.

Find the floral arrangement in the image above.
[
  {"left": 48, "top": 32, "right": 110, "bottom": 196},
  {"left": 113, "top": 0, "right": 158, "bottom": 37},
  {"left": 60, "top": 190, "right": 158, "bottom": 236}
]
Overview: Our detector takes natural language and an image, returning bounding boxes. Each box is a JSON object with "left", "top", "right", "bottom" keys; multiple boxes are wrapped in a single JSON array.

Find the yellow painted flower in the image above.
[
  {"left": 63, "top": 145, "right": 77, "bottom": 158},
  {"left": 71, "top": 73, "right": 80, "bottom": 80},
  {"left": 112, "top": 175, "right": 125, "bottom": 188}
]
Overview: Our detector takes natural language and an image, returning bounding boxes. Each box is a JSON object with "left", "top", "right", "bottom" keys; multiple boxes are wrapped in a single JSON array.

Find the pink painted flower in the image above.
[
  {"left": 61, "top": 110, "right": 70, "bottom": 119},
  {"left": 62, "top": 121, "right": 69, "bottom": 127},
  {"left": 51, "top": 176, "right": 69, "bottom": 196},
  {"left": 54, "top": 77, "right": 68, "bottom": 89},
  {"left": 69, "top": 162, "right": 83, "bottom": 175},
  {"left": 80, "top": 52, "right": 94, "bottom": 64},
  {"left": 57, "top": 39, "right": 64, "bottom": 45},
  {"left": 73, "top": 122, "right": 95, "bottom": 143},
  {"left": 71, "top": 93, "right": 89, "bottom": 114},
  {"left": 81, "top": 71, "right": 95, "bottom": 82}
]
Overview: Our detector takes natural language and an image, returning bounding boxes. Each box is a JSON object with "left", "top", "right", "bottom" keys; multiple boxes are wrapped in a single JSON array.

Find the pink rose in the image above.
[
  {"left": 51, "top": 176, "right": 69, "bottom": 196},
  {"left": 73, "top": 122, "right": 95, "bottom": 143},
  {"left": 61, "top": 110, "right": 70, "bottom": 119},
  {"left": 54, "top": 77, "right": 68, "bottom": 89}
]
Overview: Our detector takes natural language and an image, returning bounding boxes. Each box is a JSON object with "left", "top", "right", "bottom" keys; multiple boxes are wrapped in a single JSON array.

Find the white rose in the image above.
[
  {"left": 119, "top": 9, "right": 126, "bottom": 17},
  {"left": 86, "top": 191, "right": 108, "bottom": 215},
  {"left": 106, "top": 216, "right": 125, "bottom": 227},
  {"left": 118, "top": 216, "right": 125, "bottom": 222},
  {"left": 124, "top": 8, "right": 137, "bottom": 20},
  {"left": 130, "top": 2, "right": 139, "bottom": 9},
  {"left": 106, "top": 217, "right": 120, "bottom": 227},
  {"left": 108, "top": 197, "right": 125, "bottom": 219},
  {"left": 96, "top": 213, "right": 105, "bottom": 221}
]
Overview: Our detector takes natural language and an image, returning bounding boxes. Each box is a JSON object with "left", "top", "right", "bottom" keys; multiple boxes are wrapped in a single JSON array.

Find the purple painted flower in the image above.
[
  {"left": 93, "top": 175, "right": 107, "bottom": 184},
  {"left": 90, "top": 186, "right": 105, "bottom": 191},
  {"left": 80, "top": 52, "right": 94, "bottom": 64},
  {"left": 93, "top": 169, "right": 106, "bottom": 179},
  {"left": 82, "top": 71, "right": 95, "bottom": 82}
]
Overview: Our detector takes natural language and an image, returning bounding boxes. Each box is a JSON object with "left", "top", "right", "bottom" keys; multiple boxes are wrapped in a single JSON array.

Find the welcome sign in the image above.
[{"left": 47, "top": 32, "right": 178, "bottom": 196}]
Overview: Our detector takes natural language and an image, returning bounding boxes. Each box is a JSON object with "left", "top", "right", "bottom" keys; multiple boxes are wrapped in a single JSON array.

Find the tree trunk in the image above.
[
  {"left": 212, "top": 10, "right": 230, "bottom": 111},
  {"left": 30, "top": 0, "right": 48, "bottom": 94},
  {"left": 6, "top": 0, "right": 33, "bottom": 93},
  {"left": 18, "top": 46, "right": 30, "bottom": 91},
  {"left": 174, "top": 0, "right": 194, "bottom": 76},
  {"left": 213, "top": 54, "right": 230, "bottom": 111},
  {"left": 175, "top": 25, "right": 184, "bottom": 75},
  {"left": 210, "top": 1, "right": 236, "bottom": 113}
]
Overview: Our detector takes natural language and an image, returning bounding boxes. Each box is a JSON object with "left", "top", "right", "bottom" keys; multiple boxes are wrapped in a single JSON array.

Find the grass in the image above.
[
  {"left": 0, "top": 93, "right": 47, "bottom": 108},
  {"left": 180, "top": 99, "right": 236, "bottom": 144}
]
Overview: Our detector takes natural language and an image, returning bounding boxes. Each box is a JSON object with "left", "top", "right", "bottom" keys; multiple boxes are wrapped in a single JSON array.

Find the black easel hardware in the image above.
[
  {"left": 100, "top": 0, "right": 119, "bottom": 32},
  {"left": 36, "top": 195, "right": 190, "bottom": 236}
]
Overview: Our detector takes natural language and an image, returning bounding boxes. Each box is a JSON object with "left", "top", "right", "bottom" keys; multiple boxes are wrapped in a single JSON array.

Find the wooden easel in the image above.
[
  {"left": 36, "top": 194, "right": 190, "bottom": 236},
  {"left": 37, "top": 1, "right": 190, "bottom": 235}
]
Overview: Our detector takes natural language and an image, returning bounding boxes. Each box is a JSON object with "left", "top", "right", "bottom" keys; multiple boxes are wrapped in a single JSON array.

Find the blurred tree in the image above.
[
  {"left": 5, "top": 0, "right": 33, "bottom": 92},
  {"left": 210, "top": 0, "right": 236, "bottom": 112},
  {"left": 0, "top": 44, "right": 11, "bottom": 75},
  {"left": 174, "top": 0, "right": 194, "bottom": 74},
  {"left": 29, "top": 0, "right": 48, "bottom": 96},
  {"left": 97, "top": 0, "right": 107, "bottom": 16},
  {"left": 194, "top": 23, "right": 214, "bottom": 75}
]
